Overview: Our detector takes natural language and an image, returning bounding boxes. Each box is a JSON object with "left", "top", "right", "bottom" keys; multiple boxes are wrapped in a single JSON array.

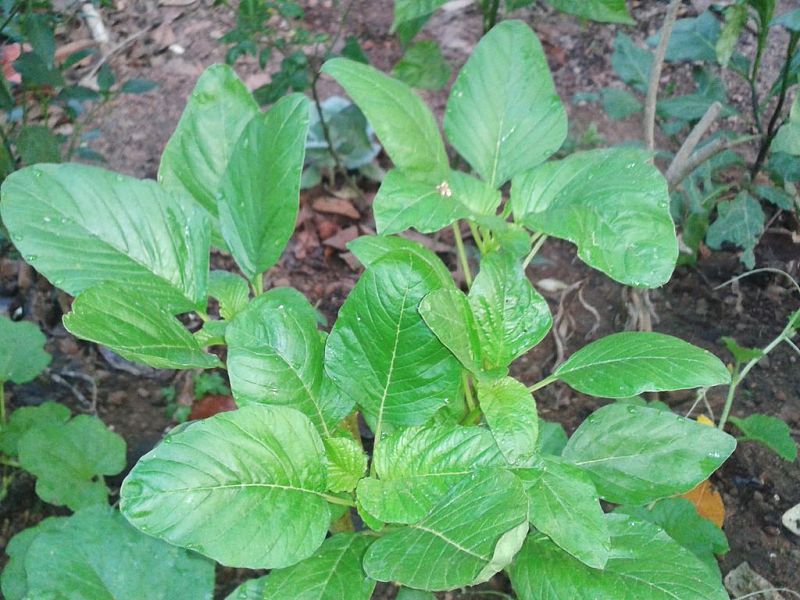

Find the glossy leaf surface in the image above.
[
  {"left": 419, "top": 287, "right": 482, "bottom": 373},
  {"left": 477, "top": 376, "right": 538, "bottom": 466},
  {"left": 730, "top": 414, "right": 798, "bottom": 461},
  {"left": 324, "top": 437, "right": 368, "bottom": 492}
]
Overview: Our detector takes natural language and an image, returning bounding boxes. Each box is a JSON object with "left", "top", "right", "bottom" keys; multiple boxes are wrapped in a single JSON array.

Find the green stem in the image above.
[
  {"left": 528, "top": 374, "right": 556, "bottom": 394},
  {"left": 468, "top": 221, "right": 485, "bottom": 254},
  {"left": 321, "top": 493, "right": 356, "bottom": 508},
  {"left": 482, "top": 0, "right": 500, "bottom": 33},
  {"left": 523, "top": 234, "right": 548, "bottom": 269},
  {"left": 196, "top": 309, "right": 210, "bottom": 323},
  {"left": 252, "top": 273, "right": 264, "bottom": 296},
  {"left": 452, "top": 221, "right": 473, "bottom": 288},
  {"left": 0, "top": 382, "right": 5, "bottom": 428},
  {"left": 463, "top": 372, "right": 476, "bottom": 413}
]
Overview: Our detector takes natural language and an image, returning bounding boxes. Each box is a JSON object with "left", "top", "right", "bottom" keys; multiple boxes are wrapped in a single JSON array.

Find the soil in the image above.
[{"left": 1, "top": 0, "right": 799, "bottom": 598}]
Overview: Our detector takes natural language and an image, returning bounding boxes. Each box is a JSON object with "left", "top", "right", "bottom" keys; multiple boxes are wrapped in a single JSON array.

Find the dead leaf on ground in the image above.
[
  {"left": 681, "top": 480, "right": 725, "bottom": 528},
  {"left": 188, "top": 394, "right": 236, "bottom": 420},
  {"left": 313, "top": 197, "right": 360, "bottom": 220},
  {"left": 322, "top": 225, "right": 359, "bottom": 251}
]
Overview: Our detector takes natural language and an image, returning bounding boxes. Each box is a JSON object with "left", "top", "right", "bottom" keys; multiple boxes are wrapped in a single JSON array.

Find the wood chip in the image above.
[
  {"left": 322, "top": 225, "right": 359, "bottom": 251},
  {"left": 313, "top": 197, "right": 360, "bottom": 220}
]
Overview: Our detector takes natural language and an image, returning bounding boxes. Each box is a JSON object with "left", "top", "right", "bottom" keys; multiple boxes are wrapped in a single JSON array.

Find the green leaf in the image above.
[
  {"left": 754, "top": 184, "right": 795, "bottom": 210},
  {"left": 717, "top": 4, "right": 748, "bottom": 67},
  {"left": 0, "top": 402, "right": 69, "bottom": 456},
  {"left": 16, "top": 125, "right": 61, "bottom": 165},
  {"left": 356, "top": 424, "right": 502, "bottom": 524},
  {"left": 218, "top": 94, "right": 309, "bottom": 279},
  {"left": 226, "top": 290, "right": 352, "bottom": 435},
  {"left": 322, "top": 58, "right": 449, "bottom": 176},
  {"left": 21, "top": 15, "right": 55, "bottom": 67},
  {"left": 262, "top": 533, "right": 375, "bottom": 599},
  {"left": 363, "top": 469, "right": 528, "bottom": 590},
  {"left": 226, "top": 577, "right": 267, "bottom": 600},
  {"left": 444, "top": 20, "right": 567, "bottom": 188},
  {"left": 97, "top": 63, "right": 115, "bottom": 92},
  {"left": 730, "top": 414, "right": 798, "bottom": 461},
  {"left": 611, "top": 33, "right": 652, "bottom": 93},
  {"left": 1, "top": 163, "right": 210, "bottom": 313},
  {"left": 601, "top": 87, "right": 642, "bottom": 120},
  {"left": 208, "top": 270, "right": 250, "bottom": 320},
  {"left": 13, "top": 52, "right": 63, "bottom": 87},
  {"left": 120, "top": 78, "right": 158, "bottom": 94},
  {"left": 393, "top": 41, "right": 451, "bottom": 90},
  {"left": 562, "top": 403, "right": 736, "bottom": 504},
  {"left": 721, "top": 336, "right": 763, "bottom": 364},
  {"left": 544, "top": 0, "right": 634, "bottom": 24},
  {"left": 64, "top": 284, "right": 221, "bottom": 369},
  {"left": 552, "top": 332, "right": 731, "bottom": 397},
  {"left": 521, "top": 456, "right": 610, "bottom": 568},
  {"left": 159, "top": 64, "right": 259, "bottom": 243},
  {"left": 508, "top": 514, "right": 728, "bottom": 600},
  {"left": 512, "top": 148, "right": 677, "bottom": 287},
  {"left": 468, "top": 252, "right": 552, "bottom": 369},
  {"left": 706, "top": 191, "right": 765, "bottom": 268},
  {"left": 19, "top": 505, "right": 214, "bottom": 599},
  {"left": 616, "top": 498, "right": 729, "bottom": 574},
  {"left": 121, "top": 405, "right": 331, "bottom": 569},
  {"left": 772, "top": 122, "right": 800, "bottom": 156},
  {"left": 393, "top": 0, "right": 447, "bottom": 28},
  {"left": 341, "top": 35, "right": 370, "bottom": 64},
  {"left": 654, "top": 12, "right": 721, "bottom": 63},
  {"left": 539, "top": 419, "right": 568, "bottom": 455},
  {"left": 0, "top": 317, "right": 51, "bottom": 384},
  {"left": 771, "top": 9, "right": 800, "bottom": 31},
  {"left": 19, "top": 414, "right": 126, "bottom": 511},
  {"left": 477, "top": 376, "right": 538, "bottom": 466},
  {"left": 325, "top": 252, "right": 461, "bottom": 430},
  {"left": 419, "top": 286, "right": 483, "bottom": 373},
  {"left": 324, "top": 436, "right": 368, "bottom": 492},
  {"left": 347, "top": 235, "right": 453, "bottom": 286},
  {"left": 1, "top": 517, "right": 68, "bottom": 600}
]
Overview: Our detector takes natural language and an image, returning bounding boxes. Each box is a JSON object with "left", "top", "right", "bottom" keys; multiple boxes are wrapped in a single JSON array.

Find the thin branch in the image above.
[
  {"left": 665, "top": 101, "right": 722, "bottom": 183},
  {"left": 713, "top": 267, "right": 800, "bottom": 296},
  {"left": 644, "top": 0, "right": 682, "bottom": 151},
  {"left": 667, "top": 135, "right": 757, "bottom": 191}
]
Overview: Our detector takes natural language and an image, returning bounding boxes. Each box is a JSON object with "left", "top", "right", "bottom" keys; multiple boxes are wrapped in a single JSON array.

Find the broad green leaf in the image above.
[
  {"left": 21, "top": 505, "right": 214, "bottom": 599},
  {"left": 325, "top": 252, "right": 461, "bottom": 430},
  {"left": 226, "top": 291, "right": 352, "bottom": 435},
  {"left": 324, "top": 437, "right": 368, "bottom": 492},
  {"left": 120, "top": 405, "right": 331, "bottom": 568},
  {"left": 356, "top": 424, "right": 502, "bottom": 523},
  {"left": 194, "top": 320, "right": 227, "bottom": 347},
  {"left": 322, "top": 58, "right": 448, "bottom": 175},
  {"left": 225, "top": 577, "right": 267, "bottom": 600},
  {"left": 658, "top": 92, "right": 733, "bottom": 121},
  {"left": 611, "top": 33, "right": 652, "bottom": 93},
  {"left": 18, "top": 414, "right": 126, "bottom": 511},
  {"left": 468, "top": 252, "right": 552, "bottom": 368},
  {"left": 717, "top": 4, "right": 747, "bottom": 67},
  {"left": 262, "top": 533, "right": 375, "bottom": 600},
  {"left": 706, "top": 191, "right": 765, "bottom": 268},
  {"left": 653, "top": 12, "right": 721, "bottom": 63},
  {"left": 444, "top": 20, "right": 567, "bottom": 188},
  {"left": 0, "top": 164, "right": 210, "bottom": 313},
  {"left": 218, "top": 94, "right": 309, "bottom": 279},
  {"left": 544, "top": 0, "right": 633, "bottom": 24},
  {"left": 616, "top": 498, "right": 729, "bottom": 574},
  {"left": 730, "top": 414, "right": 798, "bottom": 461},
  {"left": 1, "top": 517, "right": 68, "bottom": 600},
  {"left": 0, "top": 317, "right": 51, "bottom": 384},
  {"left": 754, "top": 184, "right": 795, "bottom": 210},
  {"left": 521, "top": 456, "right": 610, "bottom": 568},
  {"left": 562, "top": 403, "right": 736, "bottom": 504},
  {"left": 601, "top": 87, "right": 642, "bottom": 120},
  {"left": 511, "top": 148, "right": 677, "bottom": 287},
  {"left": 363, "top": 469, "right": 529, "bottom": 590},
  {"left": 393, "top": 0, "right": 447, "bottom": 27},
  {"left": 208, "top": 270, "right": 250, "bottom": 320},
  {"left": 552, "top": 332, "right": 731, "bottom": 397},
  {"left": 347, "top": 235, "right": 452, "bottom": 286},
  {"left": 539, "top": 419, "right": 568, "bottom": 455},
  {"left": 64, "top": 284, "right": 221, "bottom": 370},
  {"left": 0, "top": 402, "right": 69, "bottom": 456},
  {"left": 16, "top": 125, "right": 61, "bottom": 165},
  {"left": 393, "top": 40, "right": 451, "bottom": 90},
  {"left": 508, "top": 514, "right": 728, "bottom": 600},
  {"left": 394, "top": 14, "right": 431, "bottom": 46},
  {"left": 158, "top": 64, "right": 259, "bottom": 227},
  {"left": 419, "top": 287, "right": 482, "bottom": 373},
  {"left": 477, "top": 376, "right": 538, "bottom": 466},
  {"left": 341, "top": 35, "right": 370, "bottom": 64}
]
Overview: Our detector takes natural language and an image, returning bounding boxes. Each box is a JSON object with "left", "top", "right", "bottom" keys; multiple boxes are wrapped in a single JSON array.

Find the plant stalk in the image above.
[
  {"left": 482, "top": 0, "right": 501, "bottom": 33},
  {"left": 644, "top": 0, "right": 682, "bottom": 152},
  {"left": 528, "top": 374, "right": 556, "bottom": 394},
  {"left": 452, "top": 221, "right": 473, "bottom": 288},
  {"left": 523, "top": 234, "right": 548, "bottom": 269},
  {"left": 0, "top": 382, "right": 5, "bottom": 428}
]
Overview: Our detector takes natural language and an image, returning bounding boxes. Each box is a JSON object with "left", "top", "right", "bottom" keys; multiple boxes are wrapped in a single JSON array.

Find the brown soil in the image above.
[{"left": 1, "top": 0, "right": 798, "bottom": 598}]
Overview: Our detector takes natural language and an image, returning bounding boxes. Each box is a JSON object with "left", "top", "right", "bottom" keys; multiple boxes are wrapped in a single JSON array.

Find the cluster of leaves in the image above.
[
  {"left": 587, "top": 2, "right": 799, "bottom": 267},
  {"left": 0, "top": 19, "right": 749, "bottom": 598}
]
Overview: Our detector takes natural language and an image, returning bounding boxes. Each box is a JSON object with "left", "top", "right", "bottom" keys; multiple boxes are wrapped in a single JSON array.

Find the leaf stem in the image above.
[
  {"left": 523, "top": 234, "right": 548, "bottom": 269},
  {"left": 0, "top": 382, "right": 5, "bottom": 428},
  {"left": 321, "top": 493, "right": 356, "bottom": 507},
  {"left": 463, "top": 372, "right": 476, "bottom": 413},
  {"left": 452, "top": 221, "right": 473, "bottom": 288},
  {"left": 528, "top": 374, "right": 556, "bottom": 394},
  {"left": 468, "top": 221, "right": 485, "bottom": 254},
  {"left": 252, "top": 273, "right": 264, "bottom": 296}
]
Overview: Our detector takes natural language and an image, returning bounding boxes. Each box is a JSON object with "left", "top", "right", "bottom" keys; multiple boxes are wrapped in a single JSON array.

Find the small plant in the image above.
[{"left": 0, "top": 20, "right": 746, "bottom": 597}]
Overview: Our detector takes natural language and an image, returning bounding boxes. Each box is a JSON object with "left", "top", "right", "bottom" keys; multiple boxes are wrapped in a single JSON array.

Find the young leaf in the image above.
[
  {"left": 754, "top": 184, "right": 795, "bottom": 210},
  {"left": 552, "top": 332, "right": 731, "bottom": 397},
  {"left": 324, "top": 437, "right": 368, "bottom": 492},
  {"left": 262, "top": 533, "right": 375, "bottom": 600},
  {"left": 120, "top": 78, "right": 158, "bottom": 94},
  {"left": 121, "top": 405, "right": 331, "bottom": 569},
  {"left": 468, "top": 252, "right": 552, "bottom": 369},
  {"left": 771, "top": 8, "right": 800, "bottom": 31},
  {"left": 1, "top": 163, "right": 210, "bottom": 313},
  {"left": 218, "top": 94, "right": 309, "bottom": 280},
  {"left": 159, "top": 64, "right": 259, "bottom": 236},
  {"left": 444, "top": 20, "right": 567, "bottom": 188},
  {"left": 419, "top": 287, "right": 482, "bottom": 373},
  {"left": 706, "top": 191, "right": 765, "bottom": 268},
  {"left": 18, "top": 414, "right": 126, "bottom": 511},
  {"left": 0, "top": 317, "right": 51, "bottom": 384},
  {"left": 511, "top": 148, "right": 677, "bottom": 288},
  {"left": 322, "top": 58, "right": 449, "bottom": 176},
  {"left": 520, "top": 456, "right": 610, "bottom": 568},
  {"left": 0, "top": 402, "right": 69, "bottom": 456},
  {"left": 208, "top": 270, "right": 250, "bottom": 320},
  {"left": 545, "top": 0, "right": 633, "bottom": 22},
  {"left": 347, "top": 235, "right": 452, "bottom": 286},
  {"left": 363, "top": 469, "right": 528, "bottom": 590},
  {"left": 508, "top": 514, "right": 728, "bottom": 600},
  {"left": 63, "top": 284, "right": 221, "bottom": 370},
  {"left": 393, "top": 41, "right": 451, "bottom": 91},
  {"left": 477, "top": 376, "right": 538, "bottom": 466},
  {"left": 721, "top": 336, "right": 763, "bottom": 364},
  {"left": 17, "top": 506, "right": 214, "bottom": 599},
  {"left": 562, "top": 403, "right": 736, "bottom": 505},
  {"left": 393, "top": 0, "right": 447, "bottom": 29},
  {"left": 324, "top": 252, "right": 462, "bottom": 430},
  {"left": 611, "top": 33, "right": 652, "bottom": 93},
  {"left": 729, "top": 414, "right": 798, "bottom": 461},
  {"left": 356, "top": 424, "right": 502, "bottom": 524}
]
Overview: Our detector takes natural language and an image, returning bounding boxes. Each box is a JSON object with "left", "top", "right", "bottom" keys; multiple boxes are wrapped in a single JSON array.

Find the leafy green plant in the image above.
[
  {"left": 0, "top": 20, "right": 747, "bottom": 597},
  {"left": 591, "top": 2, "right": 799, "bottom": 267}
]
